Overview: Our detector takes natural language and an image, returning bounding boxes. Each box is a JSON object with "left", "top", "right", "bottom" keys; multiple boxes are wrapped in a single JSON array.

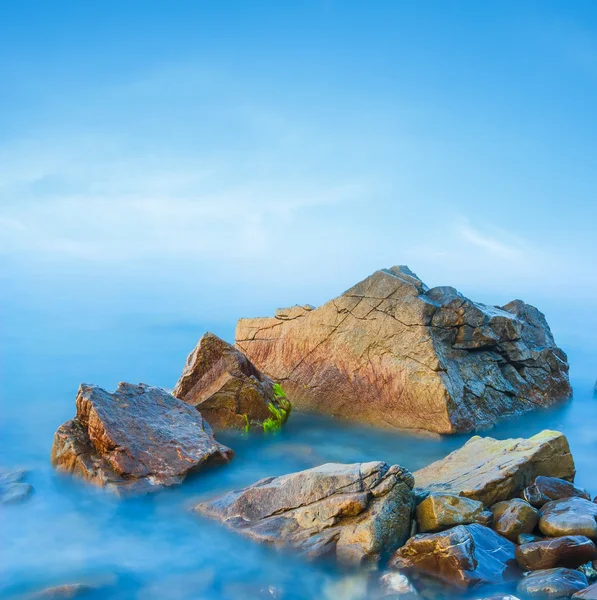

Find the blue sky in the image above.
[{"left": 1, "top": 1, "right": 596, "bottom": 381}]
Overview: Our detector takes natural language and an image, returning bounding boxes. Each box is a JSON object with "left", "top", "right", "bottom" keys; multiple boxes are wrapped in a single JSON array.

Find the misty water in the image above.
[{"left": 1, "top": 317, "right": 596, "bottom": 600}]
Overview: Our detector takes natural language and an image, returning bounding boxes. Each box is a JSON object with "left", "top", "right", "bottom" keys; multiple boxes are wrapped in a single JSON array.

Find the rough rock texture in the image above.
[
  {"left": 517, "top": 568, "right": 588, "bottom": 599},
  {"left": 492, "top": 498, "right": 540, "bottom": 542},
  {"left": 0, "top": 468, "right": 33, "bottom": 504},
  {"left": 574, "top": 583, "right": 597, "bottom": 599},
  {"left": 173, "top": 332, "right": 290, "bottom": 432},
  {"left": 196, "top": 461, "right": 415, "bottom": 564},
  {"left": 389, "top": 524, "right": 519, "bottom": 589},
  {"left": 51, "top": 383, "right": 233, "bottom": 493},
  {"left": 539, "top": 498, "right": 597, "bottom": 539},
  {"left": 235, "top": 266, "right": 571, "bottom": 434},
  {"left": 416, "top": 493, "right": 484, "bottom": 532},
  {"left": 414, "top": 430, "right": 575, "bottom": 506},
  {"left": 523, "top": 476, "right": 591, "bottom": 508},
  {"left": 516, "top": 536, "right": 597, "bottom": 571}
]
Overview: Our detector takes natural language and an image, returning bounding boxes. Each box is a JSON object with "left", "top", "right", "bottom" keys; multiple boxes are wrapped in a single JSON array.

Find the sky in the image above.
[{"left": 1, "top": 1, "right": 596, "bottom": 384}]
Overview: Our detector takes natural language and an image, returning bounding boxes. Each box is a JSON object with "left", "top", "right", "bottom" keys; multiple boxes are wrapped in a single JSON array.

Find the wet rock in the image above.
[
  {"left": 476, "top": 509, "right": 494, "bottom": 527},
  {"left": 196, "top": 461, "right": 415, "bottom": 565},
  {"left": 389, "top": 524, "right": 519, "bottom": 588},
  {"left": 51, "top": 382, "right": 233, "bottom": 493},
  {"left": 235, "top": 266, "right": 571, "bottom": 434},
  {"left": 539, "top": 498, "right": 597, "bottom": 539},
  {"left": 523, "top": 477, "right": 591, "bottom": 508},
  {"left": 0, "top": 468, "right": 33, "bottom": 504},
  {"left": 173, "top": 332, "right": 290, "bottom": 432},
  {"left": 378, "top": 572, "right": 419, "bottom": 597},
  {"left": 517, "top": 568, "right": 588, "bottom": 599},
  {"left": 520, "top": 534, "right": 545, "bottom": 544},
  {"left": 416, "top": 493, "right": 484, "bottom": 532},
  {"left": 516, "top": 536, "right": 597, "bottom": 570},
  {"left": 574, "top": 582, "right": 597, "bottom": 599},
  {"left": 414, "top": 430, "right": 575, "bottom": 506},
  {"left": 492, "top": 498, "right": 540, "bottom": 542},
  {"left": 578, "top": 563, "right": 597, "bottom": 583}
]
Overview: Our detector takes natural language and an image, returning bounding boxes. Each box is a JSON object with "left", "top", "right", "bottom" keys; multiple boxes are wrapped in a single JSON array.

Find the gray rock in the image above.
[
  {"left": 51, "top": 382, "right": 233, "bottom": 493},
  {"left": 0, "top": 468, "right": 33, "bottom": 504},
  {"left": 236, "top": 266, "right": 571, "bottom": 434},
  {"left": 574, "top": 582, "right": 597, "bottom": 599},
  {"left": 196, "top": 461, "right": 415, "bottom": 565},
  {"left": 517, "top": 568, "right": 588, "bottom": 599}
]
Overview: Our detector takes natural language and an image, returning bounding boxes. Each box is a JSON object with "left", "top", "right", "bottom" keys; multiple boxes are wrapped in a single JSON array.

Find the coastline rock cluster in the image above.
[{"left": 236, "top": 266, "right": 571, "bottom": 434}]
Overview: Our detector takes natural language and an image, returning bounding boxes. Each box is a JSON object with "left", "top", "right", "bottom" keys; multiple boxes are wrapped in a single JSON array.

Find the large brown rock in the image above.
[
  {"left": 517, "top": 568, "right": 588, "bottom": 599},
  {"left": 173, "top": 332, "right": 290, "bottom": 432},
  {"left": 389, "top": 524, "right": 519, "bottom": 588},
  {"left": 523, "top": 477, "right": 591, "bottom": 508},
  {"left": 196, "top": 461, "right": 415, "bottom": 565},
  {"left": 492, "top": 498, "right": 540, "bottom": 542},
  {"left": 414, "top": 430, "right": 575, "bottom": 506},
  {"left": 235, "top": 266, "right": 571, "bottom": 434},
  {"left": 51, "top": 382, "right": 233, "bottom": 493},
  {"left": 539, "top": 498, "right": 597, "bottom": 539},
  {"left": 516, "top": 536, "right": 597, "bottom": 571}
]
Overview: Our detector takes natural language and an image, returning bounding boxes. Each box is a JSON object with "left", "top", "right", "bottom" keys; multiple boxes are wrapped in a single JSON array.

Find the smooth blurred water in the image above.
[{"left": 1, "top": 316, "right": 596, "bottom": 599}]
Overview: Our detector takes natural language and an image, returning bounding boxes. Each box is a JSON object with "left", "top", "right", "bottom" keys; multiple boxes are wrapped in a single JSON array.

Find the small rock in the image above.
[
  {"left": 574, "top": 582, "right": 597, "bottom": 599},
  {"left": 0, "top": 468, "right": 33, "bottom": 504},
  {"left": 26, "top": 583, "right": 96, "bottom": 598},
  {"left": 492, "top": 498, "right": 540, "bottom": 542},
  {"left": 523, "top": 476, "right": 591, "bottom": 508},
  {"left": 578, "top": 563, "right": 597, "bottom": 583},
  {"left": 475, "top": 510, "right": 494, "bottom": 527},
  {"left": 539, "top": 498, "right": 597, "bottom": 538},
  {"left": 519, "top": 534, "right": 545, "bottom": 544},
  {"left": 378, "top": 573, "right": 419, "bottom": 597},
  {"left": 389, "top": 524, "right": 519, "bottom": 588},
  {"left": 173, "top": 332, "right": 291, "bottom": 432},
  {"left": 416, "top": 493, "right": 484, "bottom": 532},
  {"left": 516, "top": 536, "right": 597, "bottom": 570},
  {"left": 517, "top": 568, "right": 588, "bottom": 599}
]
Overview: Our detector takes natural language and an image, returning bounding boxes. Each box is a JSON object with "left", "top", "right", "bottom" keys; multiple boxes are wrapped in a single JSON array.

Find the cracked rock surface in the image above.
[
  {"left": 413, "top": 430, "right": 575, "bottom": 506},
  {"left": 195, "top": 461, "right": 414, "bottom": 564},
  {"left": 51, "top": 382, "right": 233, "bottom": 494},
  {"left": 173, "top": 332, "right": 290, "bottom": 431},
  {"left": 235, "top": 266, "right": 571, "bottom": 434}
]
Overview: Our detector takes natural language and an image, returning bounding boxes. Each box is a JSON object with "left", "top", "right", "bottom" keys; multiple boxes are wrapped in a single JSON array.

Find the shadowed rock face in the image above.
[
  {"left": 389, "top": 524, "right": 519, "bottom": 589},
  {"left": 414, "top": 430, "right": 575, "bottom": 506},
  {"left": 173, "top": 333, "right": 290, "bottom": 432},
  {"left": 51, "top": 383, "right": 233, "bottom": 493},
  {"left": 518, "top": 568, "right": 588, "bottom": 599},
  {"left": 235, "top": 266, "right": 571, "bottom": 434},
  {"left": 196, "top": 461, "right": 415, "bottom": 565},
  {"left": 516, "top": 536, "right": 597, "bottom": 571}
]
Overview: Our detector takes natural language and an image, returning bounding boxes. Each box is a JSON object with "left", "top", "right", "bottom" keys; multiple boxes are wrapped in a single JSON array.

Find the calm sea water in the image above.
[{"left": 1, "top": 315, "right": 596, "bottom": 599}]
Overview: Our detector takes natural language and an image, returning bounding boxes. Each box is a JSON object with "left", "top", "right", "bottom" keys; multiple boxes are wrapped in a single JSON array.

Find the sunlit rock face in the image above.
[
  {"left": 196, "top": 461, "right": 415, "bottom": 565},
  {"left": 235, "top": 266, "right": 571, "bottom": 434},
  {"left": 51, "top": 382, "right": 233, "bottom": 494}
]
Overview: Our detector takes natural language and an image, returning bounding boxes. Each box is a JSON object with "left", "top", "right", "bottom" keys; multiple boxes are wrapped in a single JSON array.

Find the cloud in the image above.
[{"left": 456, "top": 221, "right": 527, "bottom": 259}]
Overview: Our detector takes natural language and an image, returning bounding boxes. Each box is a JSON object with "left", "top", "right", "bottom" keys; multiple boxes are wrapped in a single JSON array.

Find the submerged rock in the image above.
[
  {"left": 235, "top": 266, "right": 571, "bottom": 434},
  {"left": 416, "top": 493, "right": 484, "bottom": 532},
  {"left": 516, "top": 536, "right": 597, "bottom": 571},
  {"left": 539, "top": 498, "right": 597, "bottom": 539},
  {"left": 173, "top": 332, "right": 290, "bottom": 432},
  {"left": 389, "top": 523, "right": 519, "bottom": 588},
  {"left": 51, "top": 383, "right": 233, "bottom": 493},
  {"left": 414, "top": 430, "right": 575, "bottom": 506},
  {"left": 196, "top": 461, "right": 415, "bottom": 564},
  {"left": 574, "top": 582, "right": 597, "bottom": 599},
  {"left": 523, "top": 476, "right": 591, "bottom": 508},
  {"left": 26, "top": 583, "right": 96, "bottom": 598},
  {"left": 0, "top": 468, "right": 33, "bottom": 504},
  {"left": 491, "top": 498, "right": 539, "bottom": 542},
  {"left": 378, "top": 572, "right": 419, "bottom": 597},
  {"left": 517, "top": 568, "right": 588, "bottom": 599}
]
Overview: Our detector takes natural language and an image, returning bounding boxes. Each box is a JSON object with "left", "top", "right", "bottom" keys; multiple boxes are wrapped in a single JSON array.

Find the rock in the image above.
[
  {"left": 476, "top": 509, "right": 494, "bottom": 527},
  {"left": 0, "top": 468, "right": 33, "bottom": 504},
  {"left": 379, "top": 573, "right": 419, "bottom": 597},
  {"left": 492, "top": 498, "right": 540, "bottom": 542},
  {"left": 51, "top": 382, "right": 233, "bottom": 493},
  {"left": 235, "top": 266, "right": 571, "bottom": 434},
  {"left": 574, "top": 582, "right": 597, "bottom": 599},
  {"left": 173, "top": 332, "right": 290, "bottom": 432},
  {"left": 26, "top": 584, "right": 96, "bottom": 598},
  {"left": 517, "top": 568, "right": 588, "bottom": 599},
  {"left": 389, "top": 524, "right": 519, "bottom": 588},
  {"left": 520, "top": 534, "right": 545, "bottom": 544},
  {"left": 578, "top": 563, "right": 597, "bottom": 583},
  {"left": 523, "top": 477, "right": 591, "bottom": 508},
  {"left": 516, "top": 536, "right": 597, "bottom": 570},
  {"left": 414, "top": 430, "right": 575, "bottom": 506},
  {"left": 539, "top": 498, "right": 597, "bottom": 539},
  {"left": 196, "top": 461, "right": 415, "bottom": 565},
  {"left": 416, "top": 493, "right": 484, "bottom": 532}
]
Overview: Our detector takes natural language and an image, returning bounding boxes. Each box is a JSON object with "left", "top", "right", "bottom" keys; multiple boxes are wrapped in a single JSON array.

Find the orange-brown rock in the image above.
[
  {"left": 173, "top": 332, "right": 290, "bottom": 432},
  {"left": 235, "top": 266, "right": 571, "bottom": 434},
  {"left": 51, "top": 382, "right": 233, "bottom": 493},
  {"left": 516, "top": 536, "right": 597, "bottom": 571},
  {"left": 492, "top": 498, "right": 539, "bottom": 542}
]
